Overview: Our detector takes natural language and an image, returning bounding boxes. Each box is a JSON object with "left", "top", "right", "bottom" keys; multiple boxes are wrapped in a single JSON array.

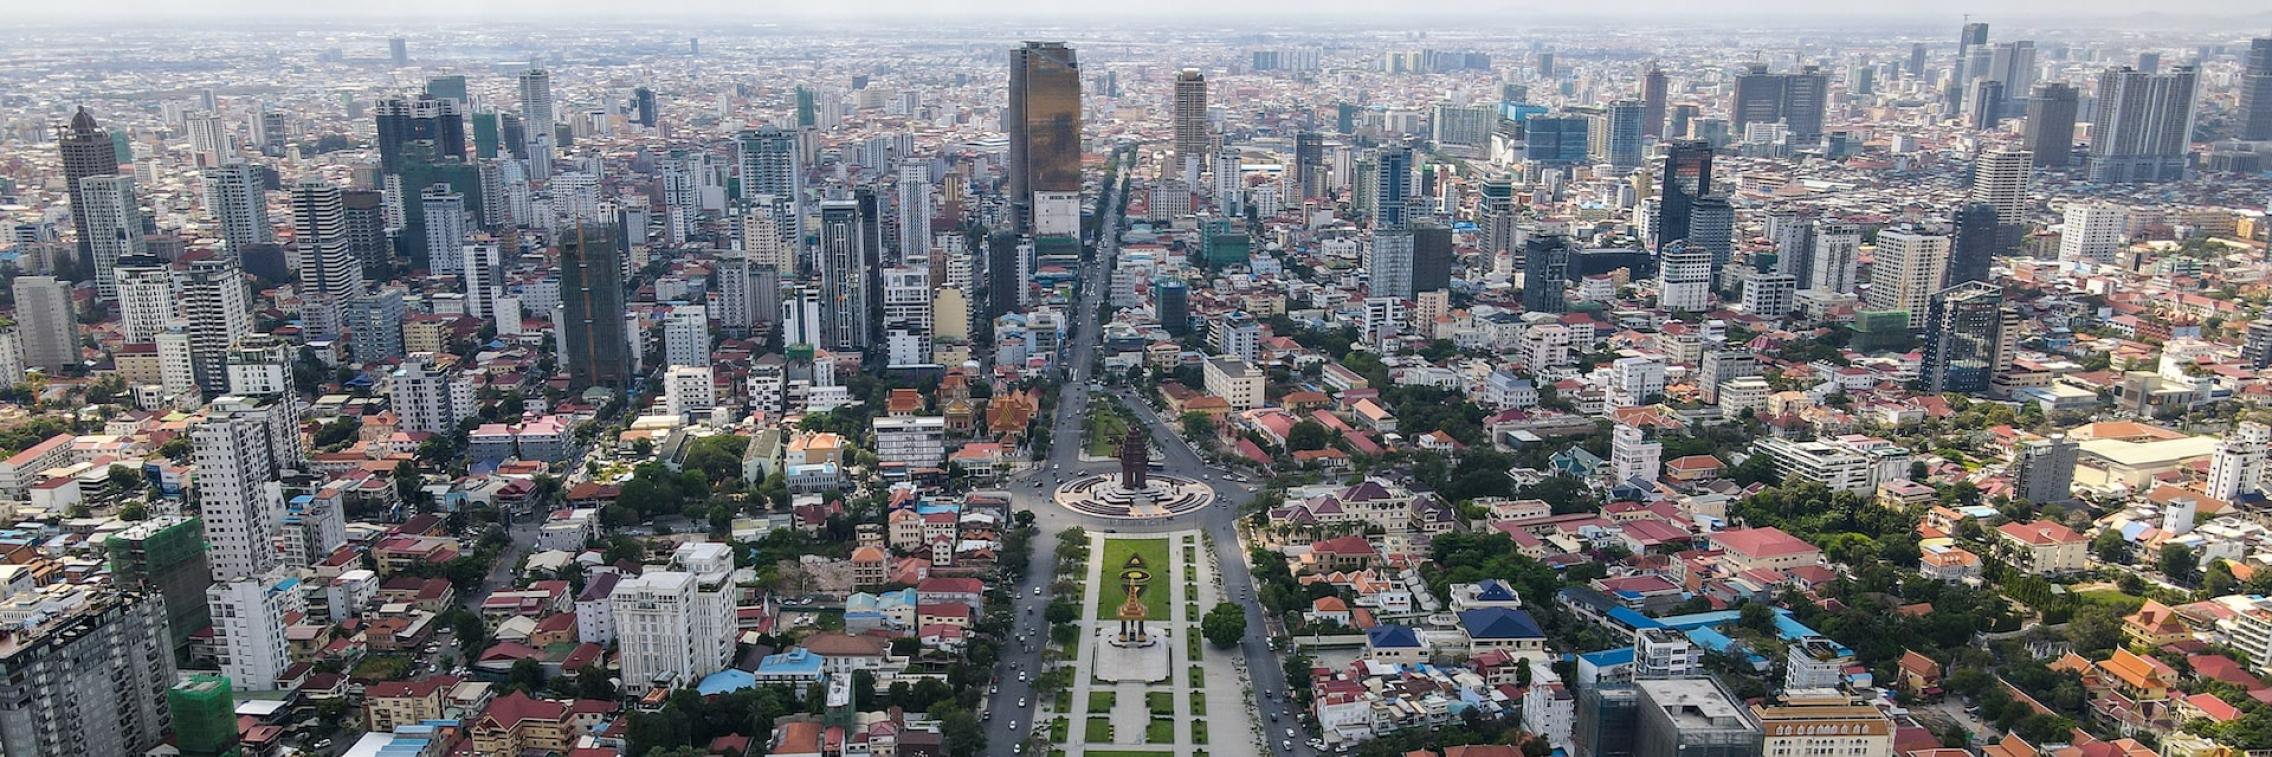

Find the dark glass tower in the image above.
[
  {"left": 1922, "top": 282, "right": 2009, "bottom": 395},
  {"left": 58, "top": 107, "right": 122, "bottom": 274},
  {"left": 1008, "top": 41, "right": 1082, "bottom": 232},
  {"left": 1657, "top": 140, "right": 1714, "bottom": 250},
  {"left": 2022, "top": 83, "right": 2079, "bottom": 169},
  {"left": 1948, "top": 203, "right": 1999, "bottom": 288},
  {"left": 560, "top": 225, "right": 630, "bottom": 392},
  {"left": 1413, "top": 224, "right": 1454, "bottom": 293},
  {"left": 374, "top": 94, "right": 467, "bottom": 174},
  {"left": 1641, "top": 66, "right": 1668, "bottom": 138},
  {"left": 1522, "top": 234, "right": 1571, "bottom": 314},
  {"left": 2239, "top": 38, "right": 2272, "bottom": 141}
]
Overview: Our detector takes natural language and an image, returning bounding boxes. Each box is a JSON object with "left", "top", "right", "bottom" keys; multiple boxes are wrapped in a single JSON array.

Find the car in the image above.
[
  {"left": 1018, "top": 696, "right": 1028, "bottom": 707},
  {"left": 1033, "top": 586, "right": 1042, "bottom": 596},
  {"left": 1283, "top": 740, "right": 1293, "bottom": 751},
  {"left": 1018, "top": 671, "right": 1028, "bottom": 682},
  {"left": 1269, "top": 712, "right": 1278, "bottom": 721},
  {"left": 983, "top": 710, "right": 993, "bottom": 721},
  {"left": 1286, "top": 728, "right": 1297, "bottom": 739},
  {"left": 316, "top": 740, "right": 334, "bottom": 750},
  {"left": 1013, "top": 745, "right": 1025, "bottom": 755}
]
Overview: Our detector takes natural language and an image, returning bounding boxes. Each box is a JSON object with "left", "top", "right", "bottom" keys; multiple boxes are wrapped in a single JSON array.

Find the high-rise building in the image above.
[
  {"left": 1782, "top": 66, "right": 1829, "bottom": 144},
  {"left": 290, "top": 177, "right": 363, "bottom": 341},
  {"left": 1921, "top": 282, "right": 2013, "bottom": 394},
  {"left": 1606, "top": 100, "right": 1646, "bottom": 173},
  {"left": 420, "top": 184, "right": 467, "bottom": 273},
  {"left": 559, "top": 225, "right": 629, "bottom": 392},
  {"left": 109, "top": 515, "right": 213, "bottom": 651},
  {"left": 1732, "top": 63, "right": 1787, "bottom": 135},
  {"left": 390, "top": 354, "right": 475, "bottom": 436},
  {"left": 517, "top": 68, "right": 554, "bottom": 129},
  {"left": 1809, "top": 222, "right": 1862, "bottom": 294},
  {"left": 1008, "top": 41, "right": 1081, "bottom": 231},
  {"left": 1657, "top": 241, "right": 1713, "bottom": 312},
  {"left": 1523, "top": 233, "right": 1572, "bottom": 314},
  {"left": 2014, "top": 434, "right": 2079, "bottom": 505},
  {"left": 1965, "top": 80, "right": 2006, "bottom": 130},
  {"left": 80, "top": 174, "right": 147, "bottom": 300},
  {"left": 2210, "top": 422, "right": 2271, "bottom": 501},
  {"left": 715, "top": 256, "right": 778, "bottom": 339},
  {"left": 462, "top": 242, "right": 505, "bottom": 323},
  {"left": 1368, "top": 230, "right": 1416, "bottom": 300},
  {"left": 184, "top": 111, "right": 234, "bottom": 169},
  {"left": 169, "top": 674, "right": 240, "bottom": 757},
  {"left": 612, "top": 543, "right": 737, "bottom": 695},
  {"left": 0, "top": 588, "right": 178, "bottom": 756},
  {"left": 1157, "top": 280, "right": 1190, "bottom": 336},
  {"left": 2241, "top": 38, "right": 2272, "bottom": 141},
  {"left": 115, "top": 256, "right": 175, "bottom": 344},
  {"left": 342, "top": 189, "right": 390, "bottom": 275},
  {"left": 11, "top": 275, "right": 76, "bottom": 371},
  {"left": 1641, "top": 66, "right": 1668, "bottom": 138},
  {"left": 1687, "top": 196, "right": 1736, "bottom": 276},
  {"left": 1413, "top": 223, "right": 1453, "bottom": 294},
  {"left": 388, "top": 36, "right": 408, "bottom": 66},
  {"left": 985, "top": 232, "right": 1024, "bottom": 319},
  {"left": 1173, "top": 68, "right": 1209, "bottom": 175},
  {"left": 1866, "top": 228, "right": 1952, "bottom": 330},
  {"left": 177, "top": 256, "right": 253, "bottom": 396},
  {"left": 2023, "top": 83, "right": 2080, "bottom": 170},
  {"left": 819, "top": 194, "right": 881, "bottom": 352},
  {"left": 897, "top": 163, "right": 933, "bottom": 262},
  {"left": 1968, "top": 147, "right": 2031, "bottom": 233},
  {"left": 58, "top": 108, "right": 122, "bottom": 275},
  {"left": 1373, "top": 142, "right": 1414, "bottom": 230},
  {"left": 1525, "top": 115, "right": 1592, "bottom": 164},
  {"left": 1948, "top": 203, "right": 2000, "bottom": 288},
  {"left": 881, "top": 266, "right": 934, "bottom": 368},
  {"left": 1657, "top": 141, "right": 1713, "bottom": 251},
  {"left": 2247, "top": 319, "right": 2272, "bottom": 370},
  {"left": 349, "top": 286, "right": 407, "bottom": 363},
  {"left": 194, "top": 394, "right": 300, "bottom": 580},
  {"left": 201, "top": 164, "right": 272, "bottom": 257},
  {"left": 664, "top": 305, "right": 710, "bottom": 368},
  {"left": 633, "top": 86, "right": 658, "bottom": 128},
  {"left": 207, "top": 571, "right": 304, "bottom": 692},
  {"left": 2088, "top": 66, "right": 2199, "bottom": 183},
  {"left": 374, "top": 94, "right": 467, "bottom": 175},
  {"left": 2059, "top": 202, "right": 2127, "bottom": 264},
  {"left": 1986, "top": 41, "right": 2038, "bottom": 114}
]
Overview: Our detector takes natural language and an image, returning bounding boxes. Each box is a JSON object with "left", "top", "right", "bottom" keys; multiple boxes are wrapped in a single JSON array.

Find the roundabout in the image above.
[{"left": 1053, "top": 427, "right": 1217, "bottom": 519}]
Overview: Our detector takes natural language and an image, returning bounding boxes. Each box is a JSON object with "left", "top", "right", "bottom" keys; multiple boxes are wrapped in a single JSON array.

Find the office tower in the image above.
[
  {"left": 289, "top": 177, "right": 363, "bottom": 341},
  {"left": 633, "top": 86, "right": 657, "bottom": 127},
  {"left": 2088, "top": 66, "right": 2199, "bottom": 183},
  {"left": 343, "top": 189, "right": 389, "bottom": 274},
  {"left": 1008, "top": 41, "right": 1081, "bottom": 231},
  {"left": 1986, "top": 41, "right": 2038, "bottom": 112},
  {"left": 1906, "top": 44, "right": 1928, "bottom": 77},
  {"left": 1922, "top": 282, "right": 2012, "bottom": 394},
  {"left": 0, "top": 588, "right": 178, "bottom": 756},
  {"left": 1368, "top": 231, "right": 1416, "bottom": 300},
  {"left": 175, "top": 256, "right": 252, "bottom": 396},
  {"left": 2242, "top": 38, "right": 2272, "bottom": 140},
  {"left": 201, "top": 163, "right": 272, "bottom": 256},
  {"left": 518, "top": 68, "right": 554, "bottom": 128},
  {"left": 897, "top": 163, "right": 933, "bottom": 261},
  {"left": 2138, "top": 51, "right": 2162, "bottom": 74},
  {"left": 349, "top": 286, "right": 407, "bottom": 362},
  {"left": 1522, "top": 233, "right": 1571, "bottom": 314},
  {"left": 819, "top": 194, "right": 880, "bottom": 352},
  {"left": 1607, "top": 100, "right": 1646, "bottom": 173},
  {"left": 2023, "top": 83, "right": 2080, "bottom": 169},
  {"left": 1374, "top": 142, "right": 1414, "bottom": 229},
  {"left": 462, "top": 242, "right": 505, "bottom": 322},
  {"left": 1867, "top": 228, "right": 1952, "bottom": 330},
  {"left": 663, "top": 305, "right": 709, "bottom": 369},
  {"left": 12, "top": 275, "right": 76, "bottom": 372},
  {"left": 984, "top": 232, "right": 1023, "bottom": 319},
  {"left": 426, "top": 74, "right": 468, "bottom": 105},
  {"left": 1781, "top": 66, "right": 1829, "bottom": 144},
  {"left": 2211, "top": 422, "right": 2271, "bottom": 501},
  {"left": 612, "top": 544, "right": 737, "bottom": 695},
  {"left": 58, "top": 107, "right": 122, "bottom": 274},
  {"left": 1688, "top": 196, "right": 1735, "bottom": 276},
  {"left": 2059, "top": 202, "right": 2127, "bottom": 264},
  {"left": 1157, "top": 280, "right": 1190, "bottom": 335},
  {"left": 1948, "top": 203, "right": 2000, "bottom": 288},
  {"left": 1809, "top": 222, "right": 1861, "bottom": 294},
  {"left": 1959, "top": 21, "right": 1990, "bottom": 58},
  {"left": 1657, "top": 141, "right": 1713, "bottom": 250},
  {"left": 1413, "top": 224, "right": 1453, "bottom": 294},
  {"left": 373, "top": 94, "right": 467, "bottom": 174},
  {"left": 1475, "top": 175, "right": 1517, "bottom": 261},
  {"left": 1965, "top": 148, "right": 2028, "bottom": 230},
  {"left": 1292, "top": 131, "right": 1325, "bottom": 200},
  {"left": 1650, "top": 239, "right": 1711, "bottom": 316},
  {"left": 1641, "top": 65, "right": 1668, "bottom": 138},
  {"left": 80, "top": 174, "right": 148, "bottom": 300},
  {"left": 1524, "top": 115, "right": 1592, "bottom": 164},
  {"left": 2014, "top": 434, "right": 2079, "bottom": 505},
  {"left": 194, "top": 394, "right": 299, "bottom": 580},
  {"left": 207, "top": 571, "right": 303, "bottom": 692},
  {"left": 1173, "top": 68, "right": 1208, "bottom": 174},
  {"left": 420, "top": 184, "right": 466, "bottom": 273},
  {"left": 185, "top": 111, "right": 234, "bottom": 168},
  {"left": 559, "top": 225, "right": 629, "bottom": 392},
  {"left": 1731, "top": 63, "right": 1786, "bottom": 137},
  {"left": 1965, "top": 80, "right": 2006, "bottom": 129},
  {"left": 389, "top": 354, "right": 474, "bottom": 435},
  {"left": 387, "top": 35, "right": 408, "bottom": 65},
  {"left": 2248, "top": 320, "right": 2272, "bottom": 369},
  {"left": 881, "top": 266, "right": 934, "bottom": 368},
  {"left": 170, "top": 675, "right": 240, "bottom": 757},
  {"left": 114, "top": 256, "right": 174, "bottom": 344}
]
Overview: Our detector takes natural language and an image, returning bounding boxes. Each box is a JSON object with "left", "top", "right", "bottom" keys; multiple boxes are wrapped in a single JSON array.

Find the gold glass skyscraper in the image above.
[{"left": 1008, "top": 41, "right": 1081, "bottom": 231}]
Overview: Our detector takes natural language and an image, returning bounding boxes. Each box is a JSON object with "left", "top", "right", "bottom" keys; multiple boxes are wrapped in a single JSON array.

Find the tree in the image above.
[
  {"left": 118, "top": 501, "right": 148, "bottom": 521},
  {"left": 1738, "top": 601, "right": 1777, "bottom": 634},
  {"left": 1044, "top": 600, "right": 1079, "bottom": 625},
  {"left": 2162, "top": 544, "right": 2200, "bottom": 585},
  {"left": 1728, "top": 453, "right": 1781, "bottom": 486},
  {"left": 575, "top": 664, "right": 617, "bottom": 700},
  {"left": 937, "top": 704, "right": 986, "bottom": 757},
  {"left": 1286, "top": 421, "right": 1330, "bottom": 452},
  {"left": 683, "top": 434, "right": 752, "bottom": 485},
  {"left": 508, "top": 657, "right": 545, "bottom": 692},
  {"left": 2065, "top": 605, "right": 2124, "bottom": 655},
  {"left": 1202, "top": 601, "right": 1248, "bottom": 648},
  {"left": 2091, "top": 529, "right": 2130, "bottom": 564}
]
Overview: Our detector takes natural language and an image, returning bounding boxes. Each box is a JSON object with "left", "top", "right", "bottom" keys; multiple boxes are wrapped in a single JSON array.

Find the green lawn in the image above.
[
  {"left": 1190, "top": 692, "right": 1207, "bottom": 710},
  {"left": 1146, "top": 718, "right": 1174, "bottom": 743},
  {"left": 1146, "top": 691, "right": 1174, "bottom": 716},
  {"left": 1084, "top": 401, "right": 1132, "bottom": 457},
  {"left": 1187, "top": 665, "right": 1205, "bottom": 686},
  {"left": 1050, "top": 717, "right": 1069, "bottom": 741},
  {"left": 1088, "top": 691, "right": 1117, "bottom": 713},
  {"left": 2077, "top": 589, "right": 2147, "bottom": 613},
  {"left": 1085, "top": 717, "right": 1113, "bottom": 742},
  {"left": 1087, "top": 752, "right": 1172, "bottom": 757},
  {"left": 1186, "top": 634, "right": 1201, "bottom": 658},
  {"left": 1193, "top": 719, "right": 1210, "bottom": 744},
  {"left": 1094, "top": 538, "right": 1174, "bottom": 618}
]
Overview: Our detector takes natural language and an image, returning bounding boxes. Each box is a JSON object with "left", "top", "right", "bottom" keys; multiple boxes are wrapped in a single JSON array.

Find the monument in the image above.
[
  {"left": 1120, "top": 426, "right": 1148, "bottom": 490},
  {"left": 1114, "top": 553, "right": 1152, "bottom": 644},
  {"left": 1051, "top": 407, "right": 1215, "bottom": 520}
]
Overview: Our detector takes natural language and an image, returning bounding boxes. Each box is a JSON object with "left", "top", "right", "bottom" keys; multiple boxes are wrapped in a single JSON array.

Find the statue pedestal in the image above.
[{"left": 1093, "top": 627, "right": 1172, "bottom": 683}]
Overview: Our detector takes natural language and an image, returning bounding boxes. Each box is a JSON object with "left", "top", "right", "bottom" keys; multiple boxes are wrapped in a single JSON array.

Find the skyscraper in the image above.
[
  {"left": 1368, "top": 231, "right": 1415, "bottom": 300},
  {"left": 1373, "top": 142, "right": 1414, "bottom": 229},
  {"left": 80, "top": 174, "right": 148, "bottom": 300},
  {"left": 819, "top": 194, "right": 881, "bottom": 352},
  {"left": 1921, "top": 282, "right": 2012, "bottom": 394},
  {"left": 1986, "top": 41, "right": 2038, "bottom": 114},
  {"left": 1173, "top": 68, "right": 1209, "bottom": 176},
  {"left": 388, "top": 36, "right": 408, "bottom": 66},
  {"left": 11, "top": 276, "right": 76, "bottom": 371},
  {"left": 290, "top": 177, "right": 363, "bottom": 341},
  {"left": 736, "top": 126, "right": 801, "bottom": 199},
  {"left": 2060, "top": 202, "right": 2127, "bottom": 264},
  {"left": 178, "top": 255, "right": 253, "bottom": 397},
  {"left": 1947, "top": 203, "right": 2000, "bottom": 288},
  {"left": 1781, "top": 66, "right": 1830, "bottom": 144},
  {"left": 1657, "top": 240, "right": 1714, "bottom": 312},
  {"left": 0, "top": 589, "right": 178, "bottom": 757},
  {"left": 1967, "top": 146, "right": 2031, "bottom": 251},
  {"left": 559, "top": 225, "right": 629, "bottom": 392},
  {"left": 420, "top": 184, "right": 466, "bottom": 274},
  {"left": 201, "top": 163, "right": 273, "bottom": 254},
  {"left": 1867, "top": 227, "right": 1952, "bottom": 330},
  {"left": 194, "top": 394, "right": 300, "bottom": 581},
  {"left": 1008, "top": 41, "right": 1081, "bottom": 232},
  {"left": 57, "top": 108, "right": 122, "bottom": 275},
  {"left": 373, "top": 94, "right": 466, "bottom": 175},
  {"left": 114, "top": 256, "right": 175, "bottom": 344},
  {"left": 2088, "top": 66, "right": 2199, "bottom": 183},
  {"left": 1606, "top": 99, "right": 1646, "bottom": 173},
  {"left": 1412, "top": 223, "right": 1453, "bottom": 294},
  {"left": 1657, "top": 141, "right": 1713, "bottom": 251},
  {"left": 1809, "top": 222, "right": 1862, "bottom": 294},
  {"left": 633, "top": 86, "right": 658, "bottom": 128},
  {"left": 1687, "top": 195, "right": 1736, "bottom": 276},
  {"left": 1965, "top": 80, "right": 2006, "bottom": 129},
  {"left": 1732, "top": 63, "right": 1787, "bottom": 135},
  {"left": 2241, "top": 38, "right": 2272, "bottom": 141},
  {"left": 897, "top": 163, "right": 934, "bottom": 261},
  {"left": 1522, "top": 233, "right": 1571, "bottom": 314},
  {"left": 1641, "top": 65, "right": 1668, "bottom": 138},
  {"left": 2022, "top": 83, "right": 2080, "bottom": 169},
  {"left": 517, "top": 68, "right": 554, "bottom": 130}
]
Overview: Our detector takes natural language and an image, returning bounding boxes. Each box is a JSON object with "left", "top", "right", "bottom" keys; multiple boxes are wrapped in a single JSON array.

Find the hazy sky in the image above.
[{"left": 5, "top": 0, "right": 2262, "bottom": 22}]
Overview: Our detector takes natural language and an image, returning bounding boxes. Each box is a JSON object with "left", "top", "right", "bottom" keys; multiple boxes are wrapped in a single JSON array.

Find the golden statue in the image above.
[{"left": 1115, "top": 553, "right": 1151, "bottom": 643}]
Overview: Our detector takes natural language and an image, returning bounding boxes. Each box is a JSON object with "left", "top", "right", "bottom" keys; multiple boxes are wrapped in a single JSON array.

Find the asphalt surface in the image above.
[{"left": 979, "top": 148, "right": 1317, "bottom": 757}]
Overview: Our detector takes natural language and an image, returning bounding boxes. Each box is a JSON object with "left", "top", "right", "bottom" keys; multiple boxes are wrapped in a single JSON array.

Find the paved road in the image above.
[{"left": 981, "top": 146, "right": 1316, "bottom": 757}]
